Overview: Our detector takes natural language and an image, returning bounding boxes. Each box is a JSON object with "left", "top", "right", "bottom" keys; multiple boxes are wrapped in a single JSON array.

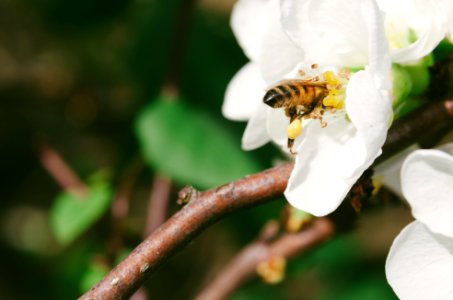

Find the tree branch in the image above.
[
  {"left": 144, "top": 174, "right": 172, "bottom": 236},
  {"left": 38, "top": 143, "right": 87, "bottom": 196},
  {"left": 195, "top": 218, "right": 334, "bottom": 300},
  {"left": 378, "top": 99, "right": 453, "bottom": 163},
  {"left": 79, "top": 99, "right": 453, "bottom": 300},
  {"left": 79, "top": 163, "right": 293, "bottom": 300}
]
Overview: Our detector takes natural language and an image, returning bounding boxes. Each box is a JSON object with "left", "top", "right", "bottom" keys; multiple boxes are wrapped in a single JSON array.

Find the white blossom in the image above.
[
  {"left": 376, "top": 0, "right": 453, "bottom": 64},
  {"left": 223, "top": 0, "right": 392, "bottom": 216},
  {"left": 386, "top": 148, "right": 453, "bottom": 300}
]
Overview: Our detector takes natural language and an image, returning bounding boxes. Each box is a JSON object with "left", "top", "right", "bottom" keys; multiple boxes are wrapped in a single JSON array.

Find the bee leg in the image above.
[
  {"left": 288, "top": 138, "right": 297, "bottom": 155},
  {"left": 319, "top": 110, "right": 327, "bottom": 128},
  {"left": 311, "top": 102, "right": 327, "bottom": 128}
]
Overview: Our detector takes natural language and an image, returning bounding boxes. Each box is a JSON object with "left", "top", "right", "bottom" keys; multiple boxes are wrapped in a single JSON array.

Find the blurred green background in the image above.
[{"left": 0, "top": 0, "right": 417, "bottom": 299}]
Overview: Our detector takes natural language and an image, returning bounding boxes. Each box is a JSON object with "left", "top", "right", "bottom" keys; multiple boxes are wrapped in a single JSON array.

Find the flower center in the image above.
[
  {"left": 322, "top": 70, "right": 346, "bottom": 109},
  {"left": 283, "top": 69, "right": 349, "bottom": 153}
]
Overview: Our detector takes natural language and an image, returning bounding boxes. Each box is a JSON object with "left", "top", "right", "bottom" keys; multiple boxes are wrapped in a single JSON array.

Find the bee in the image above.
[{"left": 263, "top": 79, "right": 330, "bottom": 154}]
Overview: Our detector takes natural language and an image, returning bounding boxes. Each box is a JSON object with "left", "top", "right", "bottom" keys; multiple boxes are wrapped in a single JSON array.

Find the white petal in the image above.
[
  {"left": 265, "top": 108, "right": 289, "bottom": 148},
  {"left": 257, "top": 0, "right": 304, "bottom": 85},
  {"left": 437, "top": 142, "right": 453, "bottom": 156},
  {"left": 374, "top": 143, "right": 453, "bottom": 199},
  {"left": 285, "top": 70, "right": 391, "bottom": 216},
  {"left": 374, "top": 144, "right": 420, "bottom": 199},
  {"left": 230, "top": 0, "right": 270, "bottom": 61},
  {"left": 231, "top": 0, "right": 304, "bottom": 85},
  {"left": 346, "top": 70, "right": 391, "bottom": 164},
  {"left": 242, "top": 103, "right": 271, "bottom": 150},
  {"left": 402, "top": 149, "right": 453, "bottom": 237},
  {"left": 447, "top": 0, "right": 453, "bottom": 42},
  {"left": 378, "top": 0, "right": 449, "bottom": 64},
  {"left": 361, "top": 0, "right": 391, "bottom": 91},
  {"left": 386, "top": 221, "right": 453, "bottom": 300},
  {"left": 280, "top": 0, "right": 369, "bottom": 67},
  {"left": 223, "top": 62, "right": 266, "bottom": 121},
  {"left": 284, "top": 117, "right": 365, "bottom": 216}
]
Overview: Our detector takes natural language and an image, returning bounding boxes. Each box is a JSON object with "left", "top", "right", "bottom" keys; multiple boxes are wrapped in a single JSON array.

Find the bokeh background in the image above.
[{"left": 3, "top": 0, "right": 451, "bottom": 299}]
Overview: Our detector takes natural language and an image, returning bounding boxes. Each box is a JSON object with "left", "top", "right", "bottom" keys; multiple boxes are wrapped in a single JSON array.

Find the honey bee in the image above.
[{"left": 263, "top": 79, "right": 330, "bottom": 154}]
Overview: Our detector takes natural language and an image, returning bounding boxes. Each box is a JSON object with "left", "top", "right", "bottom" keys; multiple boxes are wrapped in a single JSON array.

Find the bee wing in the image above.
[{"left": 265, "top": 79, "right": 327, "bottom": 91}]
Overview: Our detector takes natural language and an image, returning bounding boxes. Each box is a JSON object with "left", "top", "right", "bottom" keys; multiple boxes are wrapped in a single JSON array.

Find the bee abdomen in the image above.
[{"left": 263, "top": 85, "right": 299, "bottom": 108}]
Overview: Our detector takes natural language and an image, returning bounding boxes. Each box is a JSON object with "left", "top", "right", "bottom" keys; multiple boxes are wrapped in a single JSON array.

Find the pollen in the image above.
[
  {"left": 323, "top": 94, "right": 344, "bottom": 109},
  {"left": 287, "top": 119, "right": 302, "bottom": 140},
  {"left": 321, "top": 71, "right": 346, "bottom": 109},
  {"left": 323, "top": 71, "right": 340, "bottom": 86}
]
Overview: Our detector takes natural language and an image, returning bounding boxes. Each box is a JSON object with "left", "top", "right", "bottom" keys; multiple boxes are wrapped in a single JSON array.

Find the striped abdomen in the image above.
[{"left": 263, "top": 81, "right": 328, "bottom": 109}]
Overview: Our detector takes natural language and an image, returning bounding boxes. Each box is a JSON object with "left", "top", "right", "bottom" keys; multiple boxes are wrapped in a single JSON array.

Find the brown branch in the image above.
[
  {"left": 195, "top": 218, "right": 334, "bottom": 300},
  {"left": 196, "top": 167, "right": 373, "bottom": 299},
  {"left": 79, "top": 163, "right": 294, "bottom": 300},
  {"left": 111, "top": 157, "right": 144, "bottom": 222},
  {"left": 38, "top": 143, "right": 87, "bottom": 196},
  {"left": 378, "top": 99, "right": 453, "bottom": 163},
  {"left": 109, "top": 157, "right": 148, "bottom": 300},
  {"left": 79, "top": 99, "right": 453, "bottom": 300},
  {"left": 144, "top": 174, "right": 172, "bottom": 236}
]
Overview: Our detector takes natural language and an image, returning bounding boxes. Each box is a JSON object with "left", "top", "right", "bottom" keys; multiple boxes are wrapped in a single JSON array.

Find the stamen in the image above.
[
  {"left": 323, "top": 71, "right": 340, "bottom": 86},
  {"left": 322, "top": 71, "right": 346, "bottom": 109},
  {"left": 323, "top": 94, "right": 344, "bottom": 109}
]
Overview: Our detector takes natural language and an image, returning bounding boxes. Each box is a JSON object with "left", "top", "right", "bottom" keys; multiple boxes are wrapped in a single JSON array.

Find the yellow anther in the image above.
[
  {"left": 323, "top": 94, "right": 344, "bottom": 109},
  {"left": 287, "top": 119, "right": 302, "bottom": 140},
  {"left": 329, "top": 90, "right": 339, "bottom": 96},
  {"left": 323, "top": 71, "right": 340, "bottom": 86}
]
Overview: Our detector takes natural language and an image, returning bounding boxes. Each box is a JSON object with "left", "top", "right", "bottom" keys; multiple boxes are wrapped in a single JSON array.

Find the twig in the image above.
[
  {"left": 196, "top": 168, "right": 373, "bottom": 299},
  {"left": 79, "top": 163, "right": 294, "bottom": 300},
  {"left": 111, "top": 157, "right": 144, "bottom": 222},
  {"left": 109, "top": 157, "right": 147, "bottom": 300},
  {"left": 195, "top": 218, "right": 334, "bottom": 300},
  {"left": 378, "top": 99, "right": 453, "bottom": 163},
  {"left": 144, "top": 174, "right": 172, "bottom": 236},
  {"left": 38, "top": 143, "right": 87, "bottom": 196},
  {"left": 79, "top": 99, "right": 453, "bottom": 300}
]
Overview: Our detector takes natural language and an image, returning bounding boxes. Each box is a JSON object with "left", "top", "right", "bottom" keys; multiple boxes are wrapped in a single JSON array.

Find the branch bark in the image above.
[
  {"left": 195, "top": 218, "right": 334, "bottom": 300},
  {"left": 144, "top": 174, "right": 172, "bottom": 236},
  {"left": 79, "top": 163, "right": 293, "bottom": 300},
  {"left": 79, "top": 99, "right": 453, "bottom": 300},
  {"left": 38, "top": 143, "right": 87, "bottom": 196}
]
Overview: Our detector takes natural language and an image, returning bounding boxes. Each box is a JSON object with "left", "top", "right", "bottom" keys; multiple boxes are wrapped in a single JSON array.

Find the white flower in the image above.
[
  {"left": 386, "top": 148, "right": 453, "bottom": 300},
  {"left": 223, "top": 0, "right": 392, "bottom": 216},
  {"left": 376, "top": 0, "right": 453, "bottom": 64}
]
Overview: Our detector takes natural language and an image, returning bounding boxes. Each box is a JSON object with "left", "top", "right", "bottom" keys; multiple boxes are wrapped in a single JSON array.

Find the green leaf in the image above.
[
  {"left": 135, "top": 97, "right": 260, "bottom": 188},
  {"left": 50, "top": 181, "right": 112, "bottom": 245}
]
